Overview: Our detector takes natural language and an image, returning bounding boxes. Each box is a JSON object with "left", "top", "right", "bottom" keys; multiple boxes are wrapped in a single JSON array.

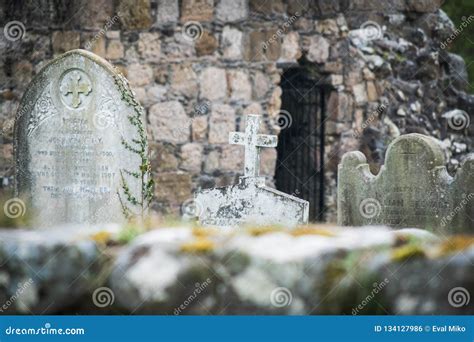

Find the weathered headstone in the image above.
[
  {"left": 14, "top": 49, "right": 144, "bottom": 226},
  {"left": 338, "top": 133, "right": 474, "bottom": 232},
  {"left": 195, "top": 114, "right": 309, "bottom": 227}
]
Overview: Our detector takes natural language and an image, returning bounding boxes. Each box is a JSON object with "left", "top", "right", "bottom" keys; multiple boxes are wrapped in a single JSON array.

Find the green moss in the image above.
[{"left": 116, "top": 224, "right": 146, "bottom": 244}]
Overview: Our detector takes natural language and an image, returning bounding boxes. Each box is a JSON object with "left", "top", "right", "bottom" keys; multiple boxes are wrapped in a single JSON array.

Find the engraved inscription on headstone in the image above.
[
  {"left": 195, "top": 114, "right": 309, "bottom": 227},
  {"left": 337, "top": 133, "right": 474, "bottom": 232},
  {"left": 14, "top": 50, "right": 142, "bottom": 226}
]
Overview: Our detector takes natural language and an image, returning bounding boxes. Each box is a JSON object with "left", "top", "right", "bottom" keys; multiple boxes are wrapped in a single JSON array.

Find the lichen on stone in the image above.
[
  {"left": 180, "top": 238, "right": 215, "bottom": 253},
  {"left": 192, "top": 227, "right": 218, "bottom": 238},
  {"left": 291, "top": 226, "right": 337, "bottom": 237},
  {"left": 246, "top": 225, "right": 284, "bottom": 236},
  {"left": 90, "top": 231, "right": 113, "bottom": 245},
  {"left": 436, "top": 236, "right": 474, "bottom": 256},
  {"left": 391, "top": 244, "right": 426, "bottom": 262}
]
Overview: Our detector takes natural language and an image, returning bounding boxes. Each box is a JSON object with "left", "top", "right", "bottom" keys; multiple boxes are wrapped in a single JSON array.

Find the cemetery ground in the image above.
[{"left": 0, "top": 0, "right": 473, "bottom": 317}]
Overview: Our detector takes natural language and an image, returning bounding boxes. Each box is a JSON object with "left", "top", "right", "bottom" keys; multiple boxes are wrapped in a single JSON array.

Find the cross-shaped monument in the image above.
[
  {"left": 194, "top": 114, "right": 309, "bottom": 227},
  {"left": 60, "top": 71, "right": 92, "bottom": 108},
  {"left": 229, "top": 115, "right": 278, "bottom": 178}
]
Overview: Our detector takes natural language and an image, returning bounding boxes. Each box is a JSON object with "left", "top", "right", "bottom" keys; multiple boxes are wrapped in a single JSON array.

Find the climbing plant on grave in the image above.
[{"left": 113, "top": 71, "right": 154, "bottom": 221}]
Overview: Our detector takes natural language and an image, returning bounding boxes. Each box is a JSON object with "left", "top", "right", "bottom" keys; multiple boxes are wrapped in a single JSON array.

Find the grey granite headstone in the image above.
[
  {"left": 14, "top": 49, "right": 142, "bottom": 226},
  {"left": 337, "top": 133, "right": 474, "bottom": 232},
  {"left": 195, "top": 114, "right": 309, "bottom": 227}
]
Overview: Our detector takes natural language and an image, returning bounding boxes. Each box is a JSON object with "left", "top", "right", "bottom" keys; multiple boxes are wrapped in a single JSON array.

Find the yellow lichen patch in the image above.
[
  {"left": 192, "top": 227, "right": 218, "bottom": 238},
  {"left": 246, "top": 225, "right": 284, "bottom": 236},
  {"left": 291, "top": 226, "right": 337, "bottom": 237},
  {"left": 90, "top": 231, "right": 113, "bottom": 245},
  {"left": 436, "top": 236, "right": 474, "bottom": 256},
  {"left": 180, "top": 238, "right": 215, "bottom": 253},
  {"left": 391, "top": 244, "right": 426, "bottom": 262}
]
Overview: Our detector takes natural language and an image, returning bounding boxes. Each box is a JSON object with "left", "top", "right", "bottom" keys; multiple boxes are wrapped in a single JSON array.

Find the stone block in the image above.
[
  {"left": 195, "top": 31, "right": 218, "bottom": 56},
  {"left": 245, "top": 30, "right": 281, "bottom": 62},
  {"left": 306, "top": 35, "right": 329, "bottom": 63},
  {"left": 126, "top": 63, "right": 153, "bottom": 87},
  {"left": 222, "top": 26, "right": 243, "bottom": 59},
  {"left": 118, "top": 0, "right": 152, "bottom": 29},
  {"left": 170, "top": 64, "right": 198, "bottom": 98},
  {"left": 154, "top": 172, "right": 192, "bottom": 204},
  {"left": 180, "top": 142, "right": 203, "bottom": 172},
  {"left": 216, "top": 0, "right": 248, "bottom": 22},
  {"left": 192, "top": 115, "right": 208, "bottom": 141},
  {"left": 52, "top": 31, "right": 80, "bottom": 55},
  {"left": 280, "top": 32, "right": 301, "bottom": 62},
  {"left": 199, "top": 67, "right": 227, "bottom": 101},
  {"left": 228, "top": 70, "right": 252, "bottom": 102},
  {"left": 106, "top": 40, "right": 124, "bottom": 60},
  {"left": 181, "top": 0, "right": 214, "bottom": 22},
  {"left": 157, "top": 0, "right": 179, "bottom": 25},
  {"left": 149, "top": 101, "right": 190, "bottom": 143},
  {"left": 137, "top": 32, "right": 161, "bottom": 60},
  {"left": 209, "top": 104, "right": 236, "bottom": 144}
]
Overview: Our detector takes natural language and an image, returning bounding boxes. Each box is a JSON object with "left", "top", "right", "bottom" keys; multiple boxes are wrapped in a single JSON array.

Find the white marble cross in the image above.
[{"left": 229, "top": 115, "right": 277, "bottom": 177}]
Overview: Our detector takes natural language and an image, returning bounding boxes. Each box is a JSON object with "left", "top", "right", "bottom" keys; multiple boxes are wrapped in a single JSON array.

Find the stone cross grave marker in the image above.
[
  {"left": 337, "top": 133, "right": 474, "bottom": 232},
  {"left": 195, "top": 114, "right": 309, "bottom": 227},
  {"left": 14, "top": 49, "right": 144, "bottom": 227}
]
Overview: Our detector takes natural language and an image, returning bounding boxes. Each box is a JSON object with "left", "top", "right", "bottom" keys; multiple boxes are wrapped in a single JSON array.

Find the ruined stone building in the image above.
[{"left": 0, "top": 0, "right": 472, "bottom": 221}]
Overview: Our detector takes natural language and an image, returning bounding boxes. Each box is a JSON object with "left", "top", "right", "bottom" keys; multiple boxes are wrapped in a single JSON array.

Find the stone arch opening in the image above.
[{"left": 275, "top": 66, "right": 327, "bottom": 221}]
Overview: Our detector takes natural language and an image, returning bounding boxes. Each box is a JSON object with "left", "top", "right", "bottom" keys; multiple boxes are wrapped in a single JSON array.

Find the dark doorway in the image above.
[{"left": 275, "top": 67, "right": 326, "bottom": 221}]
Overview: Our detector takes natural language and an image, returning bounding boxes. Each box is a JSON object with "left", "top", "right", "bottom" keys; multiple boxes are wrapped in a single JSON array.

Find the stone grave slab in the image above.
[
  {"left": 14, "top": 49, "right": 143, "bottom": 226},
  {"left": 337, "top": 133, "right": 474, "bottom": 232},
  {"left": 195, "top": 115, "right": 309, "bottom": 227}
]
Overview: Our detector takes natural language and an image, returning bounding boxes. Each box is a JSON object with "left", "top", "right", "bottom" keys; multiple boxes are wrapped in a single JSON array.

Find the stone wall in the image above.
[{"left": 0, "top": 0, "right": 472, "bottom": 220}]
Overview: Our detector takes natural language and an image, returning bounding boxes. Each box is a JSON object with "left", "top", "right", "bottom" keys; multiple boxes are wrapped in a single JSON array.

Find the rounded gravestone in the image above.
[{"left": 14, "top": 50, "right": 144, "bottom": 227}]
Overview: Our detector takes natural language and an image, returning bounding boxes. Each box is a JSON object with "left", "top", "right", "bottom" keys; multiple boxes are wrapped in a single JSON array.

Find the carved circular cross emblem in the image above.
[{"left": 59, "top": 69, "right": 92, "bottom": 109}]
